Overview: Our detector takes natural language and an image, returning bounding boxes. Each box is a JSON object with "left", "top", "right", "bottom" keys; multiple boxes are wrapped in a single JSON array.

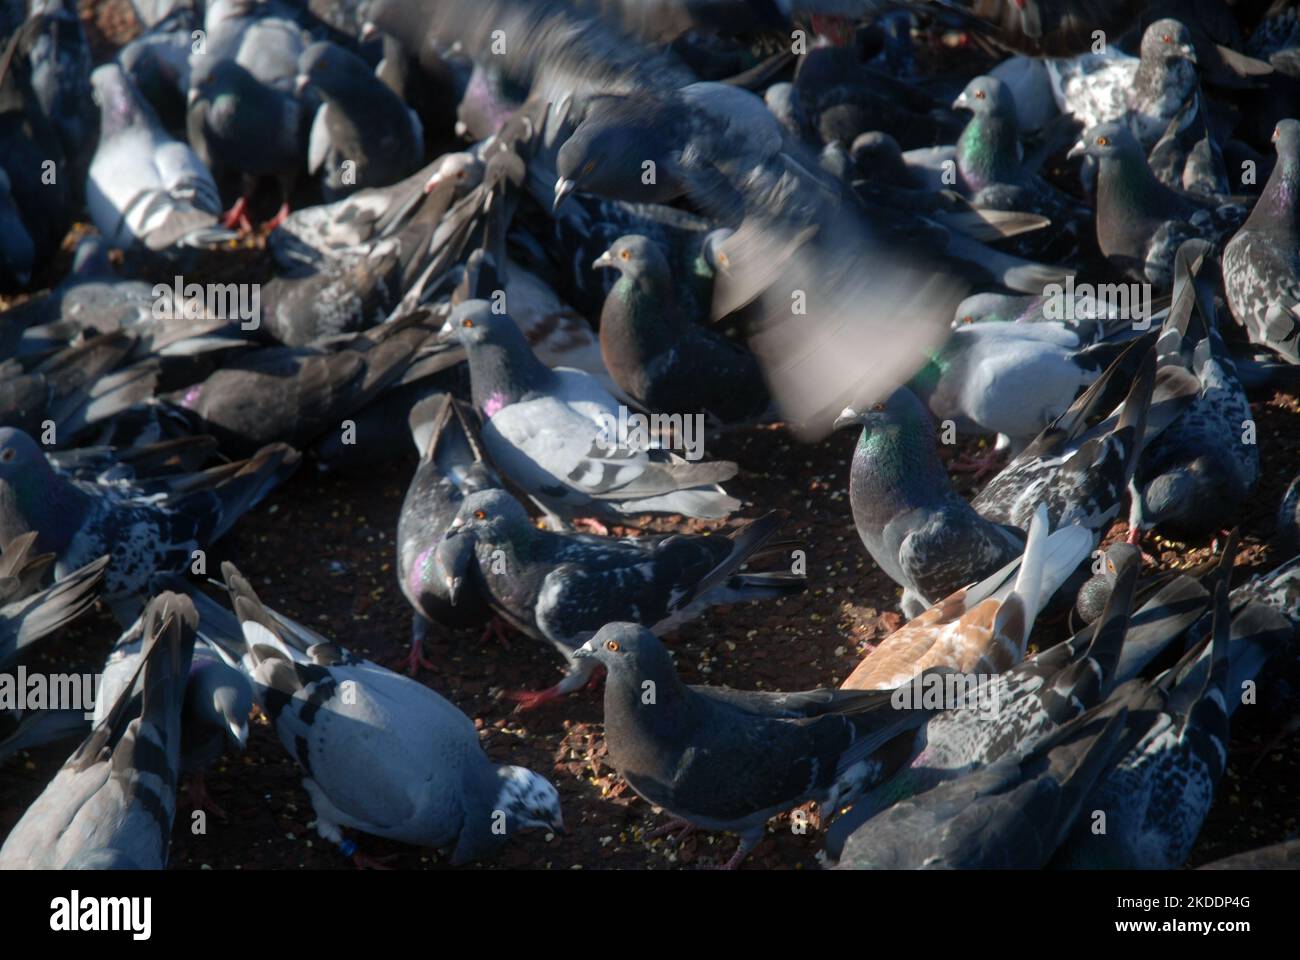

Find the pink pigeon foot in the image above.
[
  {"left": 219, "top": 196, "right": 253, "bottom": 232},
  {"left": 948, "top": 449, "right": 1004, "bottom": 479},
  {"left": 263, "top": 201, "right": 291, "bottom": 232}
]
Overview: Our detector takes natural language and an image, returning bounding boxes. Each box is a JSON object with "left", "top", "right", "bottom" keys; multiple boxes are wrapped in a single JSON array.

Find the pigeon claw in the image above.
[
  {"left": 219, "top": 196, "right": 254, "bottom": 233},
  {"left": 504, "top": 684, "right": 565, "bottom": 712}
]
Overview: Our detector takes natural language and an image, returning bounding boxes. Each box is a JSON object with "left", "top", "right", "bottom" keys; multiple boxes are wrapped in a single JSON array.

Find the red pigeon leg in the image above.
[
  {"left": 263, "top": 201, "right": 292, "bottom": 232},
  {"left": 219, "top": 195, "right": 253, "bottom": 232}
]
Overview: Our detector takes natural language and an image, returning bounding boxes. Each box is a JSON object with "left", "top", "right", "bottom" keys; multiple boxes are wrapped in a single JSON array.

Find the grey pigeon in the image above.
[
  {"left": 87, "top": 62, "right": 230, "bottom": 252},
  {"left": 216, "top": 561, "right": 563, "bottom": 865},
  {"left": 1128, "top": 241, "right": 1259, "bottom": 542},
  {"left": 1067, "top": 120, "right": 1246, "bottom": 290},
  {"left": 1198, "top": 838, "right": 1300, "bottom": 869},
  {"left": 117, "top": 5, "right": 196, "bottom": 140},
  {"left": 572, "top": 622, "right": 934, "bottom": 869},
  {"left": 972, "top": 336, "right": 1156, "bottom": 536},
  {"left": 396, "top": 393, "right": 498, "bottom": 676},
  {"left": 443, "top": 300, "right": 740, "bottom": 525},
  {"left": 0, "top": 531, "right": 107, "bottom": 672},
  {"left": 298, "top": 40, "right": 422, "bottom": 200},
  {"left": 592, "top": 234, "right": 769, "bottom": 422},
  {"left": 1052, "top": 581, "right": 1235, "bottom": 869},
  {"left": 1046, "top": 19, "right": 1200, "bottom": 149},
  {"left": 1223, "top": 119, "right": 1300, "bottom": 365},
  {"left": 831, "top": 693, "right": 1130, "bottom": 869},
  {"left": 0, "top": 426, "right": 298, "bottom": 617},
  {"left": 832, "top": 388, "right": 1026, "bottom": 617},
  {"left": 0, "top": 592, "right": 197, "bottom": 869},
  {"left": 1146, "top": 86, "right": 1229, "bottom": 199},
  {"left": 435, "top": 488, "right": 804, "bottom": 709}
]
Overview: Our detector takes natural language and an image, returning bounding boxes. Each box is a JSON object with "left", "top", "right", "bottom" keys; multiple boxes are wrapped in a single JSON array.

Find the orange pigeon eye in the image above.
[
  {"left": 605, "top": 639, "right": 620, "bottom": 652},
  {"left": 1096, "top": 136, "right": 1109, "bottom": 146},
  {"left": 619, "top": 249, "right": 631, "bottom": 261},
  {"left": 871, "top": 402, "right": 886, "bottom": 412},
  {"left": 975, "top": 89, "right": 985, "bottom": 99},
  {"left": 473, "top": 509, "right": 487, "bottom": 520},
  {"left": 0, "top": 448, "right": 13, "bottom": 462},
  {"left": 583, "top": 159, "right": 596, "bottom": 175},
  {"left": 462, "top": 317, "right": 475, "bottom": 328},
  {"left": 1162, "top": 34, "right": 1172, "bottom": 43},
  {"left": 961, "top": 316, "right": 974, "bottom": 324}
]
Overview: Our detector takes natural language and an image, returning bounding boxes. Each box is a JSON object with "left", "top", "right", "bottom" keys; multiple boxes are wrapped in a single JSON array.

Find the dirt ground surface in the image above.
[{"left": 0, "top": 1, "right": 1297, "bottom": 871}]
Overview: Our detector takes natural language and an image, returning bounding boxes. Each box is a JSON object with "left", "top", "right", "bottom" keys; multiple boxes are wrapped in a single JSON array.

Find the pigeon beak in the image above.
[
  {"left": 294, "top": 73, "right": 310, "bottom": 96},
  {"left": 1180, "top": 44, "right": 1197, "bottom": 62},
  {"left": 553, "top": 177, "right": 576, "bottom": 212},
  {"left": 832, "top": 407, "right": 865, "bottom": 431},
  {"left": 229, "top": 717, "right": 249, "bottom": 749},
  {"left": 423, "top": 171, "right": 444, "bottom": 195},
  {"left": 570, "top": 639, "right": 597, "bottom": 660},
  {"left": 591, "top": 249, "right": 615, "bottom": 270},
  {"left": 1066, "top": 139, "right": 1087, "bottom": 160},
  {"left": 186, "top": 85, "right": 199, "bottom": 106},
  {"left": 952, "top": 92, "right": 969, "bottom": 111},
  {"left": 434, "top": 528, "right": 476, "bottom": 605},
  {"left": 360, "top": 20, "right": 378, "bottom": 41}
]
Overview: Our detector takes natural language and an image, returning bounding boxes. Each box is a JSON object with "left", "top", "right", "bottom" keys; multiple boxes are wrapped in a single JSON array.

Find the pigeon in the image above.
[
  {"left": 434, "top": 488, "right": 804, "bottom": 708},
  {"left": 1223, "top": 119, "right": 1300, "bottom": 365},
  {"left": 298, "top": 40, "right": 423, "bottom": 200},
  {"left": 1046, "top": 18, "right": 1200, "bottom": 149},
  {"left": 0, "top": 592, "right": 197, "bottom": 869},
  {"left": 186, "top": 0, "right": 310, "bottom": 231},
  {"left": 833, "top": 388, "right": 1026, "bottom": 617},
  {"left": 840, "top": 503, "right": 1092, "bottom": 689},
  {"left": 909, "top": 319, "right": 1141, "bottom": 457},
  {"left": 443, "top": 299, "right": 741, "bottom": 526},
  {"left": 950, "top": 75, "right": 1088, "bottom": 257},
  {"left": 1146, "top": 86, "right": 1229, "bottom": 199},
  {"left": 0, "top": 532, "right": 107, "bottom": 672},
  {"left": 216, "top": 562, "right": 563, "bottom": 865},
  {"left": 972, "top": 335, "right": 1157, "bottom": 536},
  {"left": 162, "top": 317, "right": 429, "bottom": 457},
  {"left": 571, "top": 622, "right": 934, "bottom": 869},
  {"left": 1052, "top": 581, "right": 1234, "bottom": 869},
  {"left": 24, "top": 0, "right": 96, "bottom": 197},
  {"left": 87, "top": 62, "right": 230, "bottom": 252},
  {"left": 0, "top": 426, "right": 298, "bottom": 616},
  {"left": 831, "top": 690, "right": 1130, "bottom": 869},
  {"left": 396, "top": 393, "right": 499, "bottom": 675},
  {"left": 948, "top": 0, "right": 1148, "bottom": 58},
  {"left": 1067, "top": 120, "right": 1247, "bottom": 289},
  {"left": 0, "top": 167, "right": 33, "bottom": 291},
  {"left": 1128, "top": 240, "right": 1259, "bottom": 542},
  {"left": 1075, "top": 542, "right": 1144, "bottom": 625},
  {"left": 592, "top": 234, "right": 769, "bottom": 422},
  {"left": 827, "top": 546, "right": 1139, "bottom": 856},
  {"left": 117, "top": 5, "right": 196, "bottom": 139}
]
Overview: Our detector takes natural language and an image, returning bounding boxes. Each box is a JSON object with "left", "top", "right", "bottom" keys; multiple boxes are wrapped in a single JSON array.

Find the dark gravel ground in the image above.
[{"left": 1, "top": 1, "right": 1298, "bottom": 871}]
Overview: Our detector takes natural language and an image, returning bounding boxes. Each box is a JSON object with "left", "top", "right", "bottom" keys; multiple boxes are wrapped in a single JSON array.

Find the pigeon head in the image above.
[
  {"left": 592, "top": 234, "right": 670, "bottom": 285},
  {"left": 1273, "top": 119, "right": 1300, "bottom": 164},
  {"left": 189, "top": 57, "right": 264, "bottom": 111},
  {"left": 423, "top": 151, "right": 484, "bottom": 196},
  {"left": 1135, "top": 462, "right": 1222, "bottom": 535},
  {"left": 1139, "top": 19, "right": 1196, "bottom": 65},
  {"left": 833, "top": 388, "right": 930, "bottom": 439},
  {"left": 296, "top": 41, "right": 371, "bottom": 98},
  {"left": 90, "top": 63, "right": 152, "bottom": 138},
  {"left": 0, "top": 428, "right": 76, "bottom": 550},
  {"left": 187, "top": 655, "right": 252, "bottom": 750},
  {"left": 850, "top": 131, "right": 906, "bottom": 184},
  {"left": 573, "top": 623, "right": 677, "bottom": 687},
  {"left": 555, "top": 96, "right": 666, "bottom": 211},
  {"left": 952, "top": 76, "right": 1014, "bottom": 118},
  {"left": 443, "top": 300, "right": 550, "bottom": 414},
  {"left": 436, "top": 490, "right": 534, "bottom": 602},
  {"left": 1067, "top": 121, "right": 1139, "bottom": 162},
  {"left": 699, "top": 228, "right": 734, "bottom": 278},
  {"left": 0, "top": 428, "right": 49, "bottom": 482},
  {"left": 494, "top": 765, "right": 564, "bottom": 833},
  {"left": 951, "top": 292, "right": 1037, "bottom": 329}
]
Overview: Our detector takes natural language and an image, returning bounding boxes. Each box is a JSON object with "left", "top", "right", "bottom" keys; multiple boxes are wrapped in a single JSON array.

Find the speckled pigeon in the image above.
[
  {"left": 0, "top": 426, "right": 298, "bottom": 618},
  {"left": 1051, "top": 581, "right": 1234, "bottom": 869},
  {"left": 831, "top": 693, "right": 1130, "bottom": 869},
  {"left": 217, "top": 561, "right": 563, "bottom": 866},
  {"left": 435, "top": 488, "right": 803, "bottom": 709},
  {"left": 1046, "top": 19, "right": 1200, "bottom": 149},
  {"left": 87, "top": 62, "right": 230, "bottom": 252},
  {"left": 396, "top": 393, "right": 499, "bottom": 676},
  {"left": 1067, "top": 120, "right": 1246, "bottom": 290},
  {"left": 593, "top": 234, "right": 769, "bottom": 423},
  {"left": 826, "top": 546, "right": 1140, "bottom": 857},
  {"left": 833, "top": 388, "right": 1025, "bottom": 617},
  {"left": 1223, "top": 119, "right": 1300, "bottom": 365},
  {"left": 573, "top": 622, "right": 934, "bottom": 869},
  {"left": 444, "top": 300, "right": 740, "bottom": 525},
  {"left": 0, "top": 592, "right": 197, "bottom": 869}
]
